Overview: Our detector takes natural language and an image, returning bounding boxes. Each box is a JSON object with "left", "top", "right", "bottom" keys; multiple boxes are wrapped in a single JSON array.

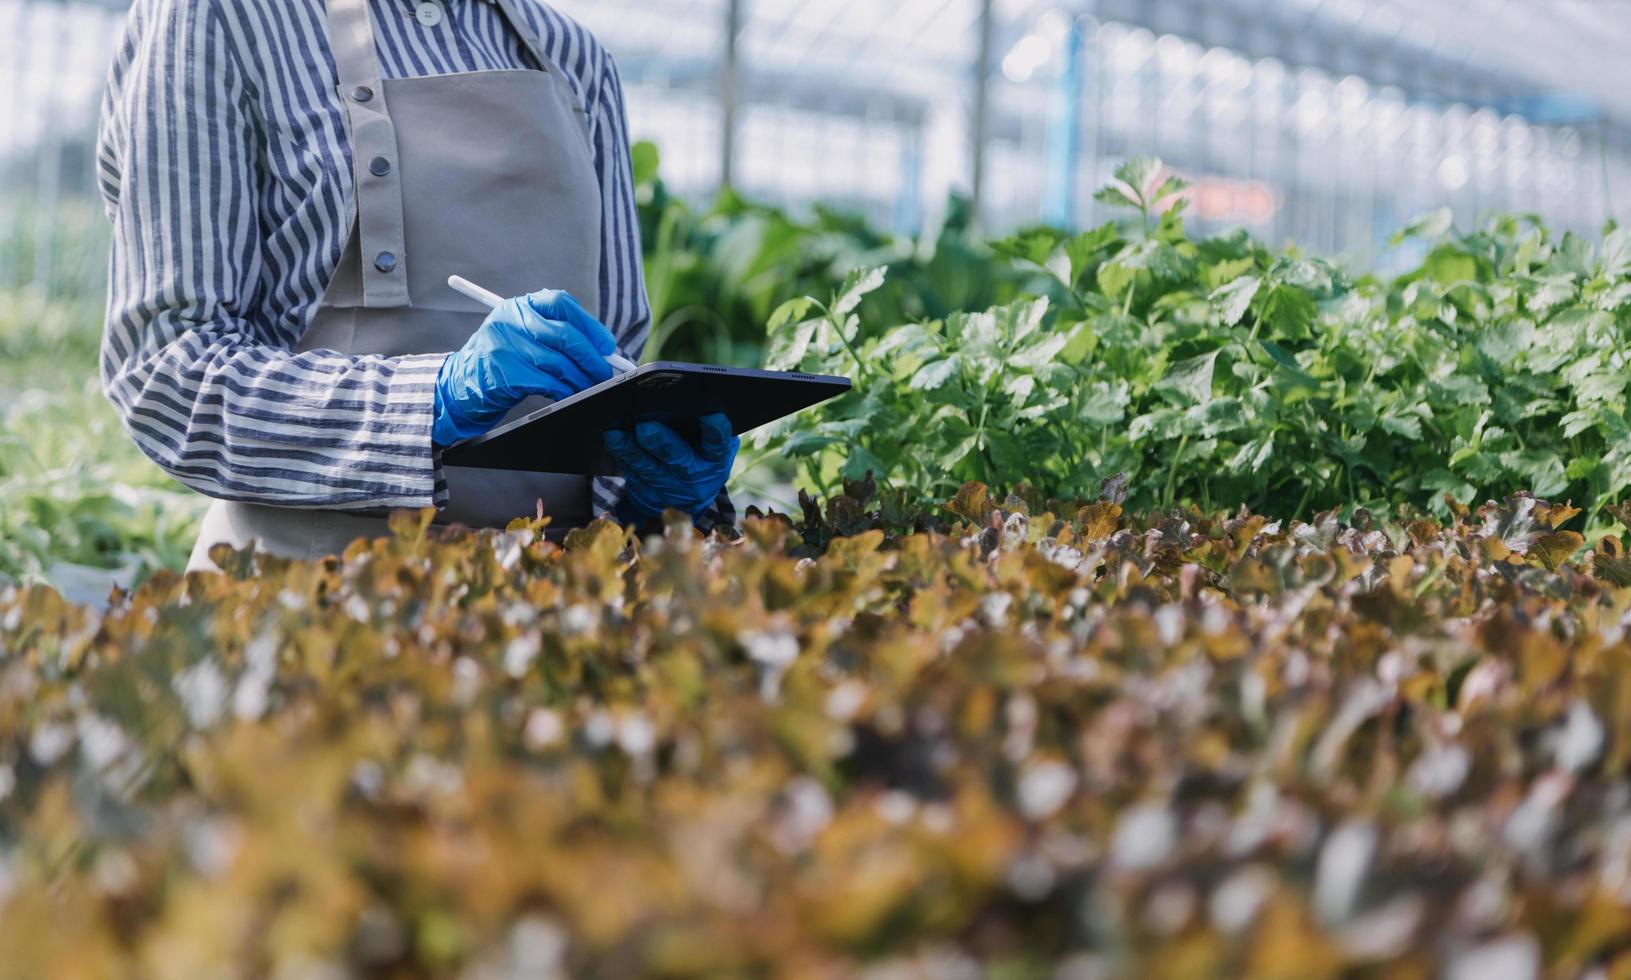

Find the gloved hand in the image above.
[
  {"left": 434, "top": 290, "right": 619, "bottom": 447},
  {"left": 604, "top": 413, "right": 739, "bottom": 522}
]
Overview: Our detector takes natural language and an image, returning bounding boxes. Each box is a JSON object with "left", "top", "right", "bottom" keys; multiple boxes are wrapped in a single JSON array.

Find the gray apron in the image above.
[{"left": 188, "top": 0, "right": 601, "bottom": 571}]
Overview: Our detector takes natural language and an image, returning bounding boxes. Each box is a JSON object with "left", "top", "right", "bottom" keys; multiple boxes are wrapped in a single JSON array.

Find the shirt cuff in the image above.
[
  {"left": 389, "top": 352, "right": 450, "bottom": 512},
  {"left": 694, "top": 489, "right": 738, "bottom": 534}
]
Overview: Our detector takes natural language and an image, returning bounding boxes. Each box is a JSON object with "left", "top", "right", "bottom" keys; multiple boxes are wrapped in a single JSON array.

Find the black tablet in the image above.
[{"left": 441, "top": 362, "right": 853, "bottom": 475}]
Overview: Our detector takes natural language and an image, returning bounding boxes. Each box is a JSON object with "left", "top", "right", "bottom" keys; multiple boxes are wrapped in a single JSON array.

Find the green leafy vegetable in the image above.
[{"left": 759, "top": 160, "right": 1631, "bottom": 524}]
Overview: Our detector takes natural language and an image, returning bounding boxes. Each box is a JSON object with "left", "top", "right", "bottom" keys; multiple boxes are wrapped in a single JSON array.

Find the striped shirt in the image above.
[{"left": 96, "top": 0, "right": 731, "bottom": 527}]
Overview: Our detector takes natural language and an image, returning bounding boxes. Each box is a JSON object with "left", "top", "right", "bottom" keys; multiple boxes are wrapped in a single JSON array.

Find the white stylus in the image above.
[{"left": 448, "top": 274, "right": 639, "bottom": 375}]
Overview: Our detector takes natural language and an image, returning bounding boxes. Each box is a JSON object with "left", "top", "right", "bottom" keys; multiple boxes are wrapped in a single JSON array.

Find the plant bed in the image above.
[{"left": 1, "top": 486, "right": 1629, "bottom": 977}]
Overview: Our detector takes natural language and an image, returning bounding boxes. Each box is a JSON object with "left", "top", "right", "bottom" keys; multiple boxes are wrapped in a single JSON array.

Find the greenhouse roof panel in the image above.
[
  {"left": 1309, "top": 0, "right": 1631, "bottom": 121},
  {"left": 559, "top": 0, "right": 1631, "bottom": 128}
]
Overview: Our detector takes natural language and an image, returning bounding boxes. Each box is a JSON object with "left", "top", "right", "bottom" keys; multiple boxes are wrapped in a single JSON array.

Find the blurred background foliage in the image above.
[
  {"left": 0, "top": 286, "right": 201, "bottom": 598},
  {"left": 634, "top": 142, "right": 1032, "bottom": 367}
]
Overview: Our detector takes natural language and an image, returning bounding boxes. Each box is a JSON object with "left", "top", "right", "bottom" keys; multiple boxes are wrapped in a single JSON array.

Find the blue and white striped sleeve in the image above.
[
  {"left": 584, "top": 39, "right": 639, "bottom": 522},
  {"left": 96, "top": 0, "right": 446, "bottom": 512},
  {"left": 582, "top": 46, "right": 736, "bottom": 531},
  {"left": 589, "top": 49, "right": 651, "bottom": 362}
]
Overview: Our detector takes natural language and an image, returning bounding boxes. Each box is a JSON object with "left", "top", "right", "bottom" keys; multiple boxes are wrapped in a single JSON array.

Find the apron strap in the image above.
[
  {"left": 326, "top": 0, "right": 411, "bottom": 308},
  {"left": 490, "top": 0, "right": 592, "bottom": 122}
]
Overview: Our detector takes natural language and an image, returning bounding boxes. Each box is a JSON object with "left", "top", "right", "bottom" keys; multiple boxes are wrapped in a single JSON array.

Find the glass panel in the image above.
[{"left": 5, "top": 0, "right": 1629, "bottom": 285}]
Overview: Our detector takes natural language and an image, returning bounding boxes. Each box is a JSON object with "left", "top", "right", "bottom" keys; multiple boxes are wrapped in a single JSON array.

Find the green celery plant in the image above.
[{"left": 758, "top": 157, "right": 1631, "bottom": 524}]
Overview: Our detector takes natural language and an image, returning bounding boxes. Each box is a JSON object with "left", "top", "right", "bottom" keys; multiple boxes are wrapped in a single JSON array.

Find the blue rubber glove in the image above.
[
  {"left": 604, "top": 413, "right": 739, "bottom": 522},
  {"left": 434, "top": 290, "right": 618, "bottom": 447}
]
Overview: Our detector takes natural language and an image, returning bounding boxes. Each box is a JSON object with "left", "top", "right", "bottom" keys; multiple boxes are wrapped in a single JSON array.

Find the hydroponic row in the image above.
[{"left": 755, "top": 158, "right": 1631, "bottom": 523}]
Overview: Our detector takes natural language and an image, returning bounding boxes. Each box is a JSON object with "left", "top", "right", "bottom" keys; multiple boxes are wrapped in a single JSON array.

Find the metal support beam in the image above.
[
  {"left": 1043, "top": 17, "right": 1086, "bottom": 227},
  {"left": 893, "top": 125, "right": 924, "bottom": 233},
  {"left": 720, "top": 0, "right": 745, "bottom": 191},
  {"left": 969, "top": 0, "right": 996, "bottom": 227}
]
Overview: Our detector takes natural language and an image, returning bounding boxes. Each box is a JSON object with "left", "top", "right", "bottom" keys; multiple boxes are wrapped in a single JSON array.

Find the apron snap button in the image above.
[
  {"left": 350, "top": 85, "right": 374, "bottom": 103},
  {"left": 369, "top": 157, "right": 393, "bottom": 177},
  {"left": 374, "top": 252, "right": 399, "bottom": 274},
  {"left": 414, "top": 1, "right": 444, "bottom": 27}
]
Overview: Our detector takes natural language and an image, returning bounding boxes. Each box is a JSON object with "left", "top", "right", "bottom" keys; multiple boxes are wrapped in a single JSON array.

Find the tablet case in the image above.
[{"left": 442, "top": 362, "right": 853, "bottom": 475}]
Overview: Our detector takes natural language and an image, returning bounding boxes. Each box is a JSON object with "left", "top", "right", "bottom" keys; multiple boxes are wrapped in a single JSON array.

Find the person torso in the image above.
[
  {"left": 173, "top": 0, "right": 634, "bottom": 568},
  {"left": 209, "top": 0, "right": 644, "bottom": 355}
]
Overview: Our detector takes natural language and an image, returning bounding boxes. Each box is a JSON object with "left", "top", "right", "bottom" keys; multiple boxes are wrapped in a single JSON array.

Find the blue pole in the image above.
[
  {"left": 1043, "top": 17, "right": 1085, "bottom": 228},
  {"left": 893, "top": 126, "right": 924, "bottom": 234}
]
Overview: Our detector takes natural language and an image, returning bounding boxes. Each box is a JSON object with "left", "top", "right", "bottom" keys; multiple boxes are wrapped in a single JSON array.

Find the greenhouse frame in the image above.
[{"left": 3, "top": 0, "right": 1629, "bottom": 293}]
